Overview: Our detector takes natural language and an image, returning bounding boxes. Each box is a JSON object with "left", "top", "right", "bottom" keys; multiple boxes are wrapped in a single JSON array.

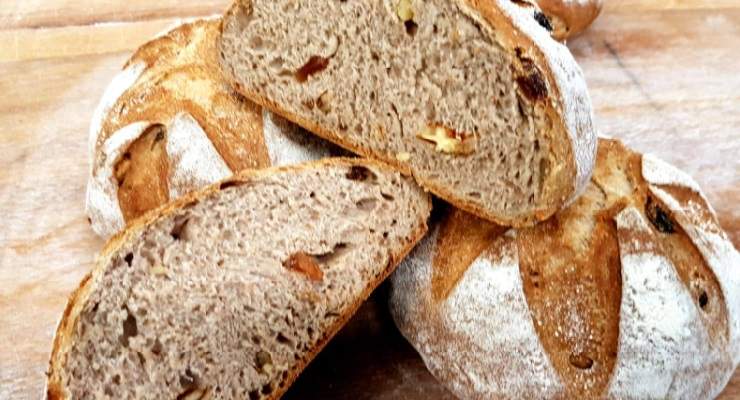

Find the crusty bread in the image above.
[
  {"left": 87, "top": 18, "right": 339, "bottom": 239},
  {"left": 536, "top": 0, "right": 603, "bottom": 40},
  {"left": 390, "top": 138, "right": 739, "bottom": 399},
  {"left": 48, "top": 158, "right": 432, "bottom": 400},
  {"left": 219, "top": 0, "right": 597, "bottom": 227}
]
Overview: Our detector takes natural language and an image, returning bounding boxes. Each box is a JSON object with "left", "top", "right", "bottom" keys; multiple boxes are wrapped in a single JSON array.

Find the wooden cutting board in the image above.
[{"left": 1, "top": 1, "right": 738, "bottom": 398}]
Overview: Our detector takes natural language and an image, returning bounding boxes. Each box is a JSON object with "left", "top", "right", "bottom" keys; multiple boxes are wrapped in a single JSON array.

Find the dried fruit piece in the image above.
[
  {"left": 283, "top": 252, "right": 324, "bottom": 282},
  {"left": 418, "top": 125, "right": 474, "bottom": 155},
  {"left": 295, "top": 56, "right": 330, "bottom": 83}
]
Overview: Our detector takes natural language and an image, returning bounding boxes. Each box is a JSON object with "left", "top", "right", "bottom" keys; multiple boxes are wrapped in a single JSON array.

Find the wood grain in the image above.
[{"left": 0, "top": 2, "right": 738, "bottom": 399}]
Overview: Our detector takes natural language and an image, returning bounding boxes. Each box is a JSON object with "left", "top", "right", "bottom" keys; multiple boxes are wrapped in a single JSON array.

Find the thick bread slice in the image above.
[
  {"left": 390, "top": 139, "right": 739, "bottom": 399},
  {"left": 87, "top": 18, "right": 339, "bottom": 239},
  {"left": 48, "top": 158, "right": 432, "bottom": 400},
  {"left": 535, "top": 0, "right": 603, "bottom": 40},
  {"left": 219, "top": 0, "right": 597, "bottom": 227}
]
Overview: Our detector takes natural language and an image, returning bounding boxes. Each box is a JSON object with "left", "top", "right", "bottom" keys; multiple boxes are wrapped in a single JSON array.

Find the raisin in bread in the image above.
[
  {"left": 49, "top": 159, "right": 431, "bottom": 400},
  {"left": 219, "top": 0, "right": 597, "bottom": 227}
]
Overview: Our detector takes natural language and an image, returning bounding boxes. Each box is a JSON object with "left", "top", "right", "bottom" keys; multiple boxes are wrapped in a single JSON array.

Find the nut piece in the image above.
[
  {"left": 397, "top": 0, "right": 414, "bottom": 22},
  {"left": 283, "top": 252, "right": 324, "bottom": 282},
  {"left": 151, "top": 265, "right": 167, "bottom": 276},
  {"left": 396, "top": 152, "right": 411, "bottom": 162},
  {"left": 417, "top": 125, "right": 475, "bottom": 155}
]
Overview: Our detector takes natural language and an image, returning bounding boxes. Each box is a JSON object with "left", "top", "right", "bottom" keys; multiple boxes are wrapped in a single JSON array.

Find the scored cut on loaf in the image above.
[
  {"left": 87, "top": 18, "right": 339, "bottom": 239},
  {"left": 48, "top": 158, "right": 432, "bottom": 400},
  {"left": 390, "top": 138, "right": 740, "bottom": 399},
  {"left": 219, "top": 0, "right": 597, "bottom": 227},
  {"left": 535, "top": 0, "right": 603, "bottom": 40}
]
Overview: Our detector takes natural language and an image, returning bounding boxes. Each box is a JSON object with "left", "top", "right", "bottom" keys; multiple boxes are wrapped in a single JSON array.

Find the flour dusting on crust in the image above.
[
  {"left": 642, "top": 153, "right": 704, "bottom": 195},
  {"left": 165, "top": 113, "right": 232, "bottom": 199},
  {"left": 496, "top": 0, "right": 597, "bottom": 200},
  {"left": 441, "top": 231, "right": 563, "bottom": 398},
  {"left": 88, "top": 62, "right": 146, "bottom": 162},
  {"left": 86, "top": 122, "right": 150, "bottom": 238},
  {"left": 390, "top": 229, "right": 563, "bottom": 399},
  {"left": 649, "top": 185, "right": 740, "bottom": 368},
  {"left": 263, "top": 111, "right": 335, "bottom": 166}
]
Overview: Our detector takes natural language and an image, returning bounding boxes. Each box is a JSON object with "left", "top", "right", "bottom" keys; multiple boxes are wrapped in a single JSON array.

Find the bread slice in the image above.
[
  {"left": 219, "top": 0, "right": 597, "bottom": 227},
  {"left": 86, "top": 18, "right": 341, "bottom": 239},
  {"left": 48, "top": 158, "right": 431, "bottom": 400},
  {"left": 389, "top": 138, "right": 739, "bottom": 399}
]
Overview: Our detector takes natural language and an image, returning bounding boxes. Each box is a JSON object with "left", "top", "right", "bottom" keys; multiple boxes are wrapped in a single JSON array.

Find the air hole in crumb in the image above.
[
  {"left": 113, "top": 375, "right": 121, "bottom": 385},
  {"left": 699, "top": 290, "right": 709, "bottom": 309},
  {"left": 276, "top": 332, "right": 292, "bottom": 346},
  {"left": 345, "top": 166, "right": 376, "bottom": 181},
  {"left": 151, "top": 339, "right": 163, "bottom": 356},
  {"left": 119, "top": 311, "right": 138, "bottom": 347},
  {"left": 171, "top": 216, "right": 190, "bottom": 240},
  {"left": 124, "top": 253, "right": 133, "bottom": 266},
  {"left": 261, "top": 383, "right": 273, "bottom": 395},
  {"left": 569, "top": 353, "right": 594, "bottom": 370},
  {"left": 356, "top": 198, "right": 377, "bottom": 211},
  {"left": 309, "top": 191, "right": 316, "bottom": 198},
  {"left": 248, "top": 390, "right": 260, "bottom": 400},
  {"left": 381, "top": 192, "right": 394, "bottom": 201}
]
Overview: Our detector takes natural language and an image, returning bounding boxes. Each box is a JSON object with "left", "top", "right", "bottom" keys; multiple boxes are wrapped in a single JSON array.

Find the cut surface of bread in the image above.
[
  {"left": 49, "top": 159, "right": 431, "bottom": 400},
  {"left": 219, "top": 0, "right": 597, "bottom": 227},
  {"left": 390, "top": 139, "right": 740, "bottom": 399},
  {"left": 87, "top": 18, "right": 340, "bottom": 239}
]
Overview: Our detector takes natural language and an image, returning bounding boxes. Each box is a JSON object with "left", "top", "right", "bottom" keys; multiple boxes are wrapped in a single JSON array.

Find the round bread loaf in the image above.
[
  {"left": 87, "top": 18, "right": 337, "bottom": 239},
  {"left": 536, "top": 0, "right": 603, "bottom": 40},
  {"left": 390, "top": 138, "right": 739, "bottom": 399}
]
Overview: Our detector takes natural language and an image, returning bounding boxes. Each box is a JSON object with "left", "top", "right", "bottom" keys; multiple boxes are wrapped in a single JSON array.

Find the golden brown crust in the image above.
[
  {"left": 115, "top": 124, "right": 170, "bottom": 222},
  {"left": 431, "top": 208, "right": 507, "bottom": 301},
  {"left": 219, "top": 1, "right": 581, "bottom": 228},
  {"left": 93, "top": 19, "right": 270, "bottom": 227},
  {"left": 394, "top": 138, "right": 735, "bottom": 398},
  {"left": 50, "top": 157, "right": 431, "bottom": 399},
  {"left": 536, "top": 0, "right": 603, "bottom": 40}
]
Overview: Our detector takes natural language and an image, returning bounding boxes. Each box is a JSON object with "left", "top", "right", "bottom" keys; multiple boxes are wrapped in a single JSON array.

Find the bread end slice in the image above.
[{"left": 48, "top": 158, "right": 431, "bottom": 399}]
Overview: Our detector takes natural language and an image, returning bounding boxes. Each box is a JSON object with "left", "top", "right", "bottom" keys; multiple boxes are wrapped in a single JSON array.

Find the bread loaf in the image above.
[
  {"left": 536, "top": 0, "right": 603, "bottom": 40},
  {"left": 87, "top": 18, "right": 338, "bottom": 239},
  {"left": 219, "top": 0, "right": 597, "bottom": 227},
  {"left": 49, "top": 158, "right": 432, "bottom": 400},
  {"left": 390, "top": 138, "right": 739, "bottom": 399}
]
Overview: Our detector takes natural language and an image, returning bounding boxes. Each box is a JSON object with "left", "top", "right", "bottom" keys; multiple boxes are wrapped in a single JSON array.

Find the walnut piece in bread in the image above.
[
  {"left": 219, "top": 0, "right": 597, "bottom": 228},
  {"left": 50, "top": 159, "right": 432, "bottom": 400},
  {"left": 390, "top": 138, "right": 739, "bottom": 399}
]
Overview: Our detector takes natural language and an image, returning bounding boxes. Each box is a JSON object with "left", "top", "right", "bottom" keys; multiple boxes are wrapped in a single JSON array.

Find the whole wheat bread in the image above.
[
  {"left": 390, "top": 139, "right": 740, "bottom": 399},
  {"left": 47, "top": 158, "right": 431, "bottom": 400},
  {"left": 219, "top": 0, "right": 597, "bottom": 227}
]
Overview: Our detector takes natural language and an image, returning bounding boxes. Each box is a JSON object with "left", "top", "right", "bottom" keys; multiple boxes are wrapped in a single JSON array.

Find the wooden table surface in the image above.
[{"left": 1, "top": 1, "right": 738, "bottom": 398}]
